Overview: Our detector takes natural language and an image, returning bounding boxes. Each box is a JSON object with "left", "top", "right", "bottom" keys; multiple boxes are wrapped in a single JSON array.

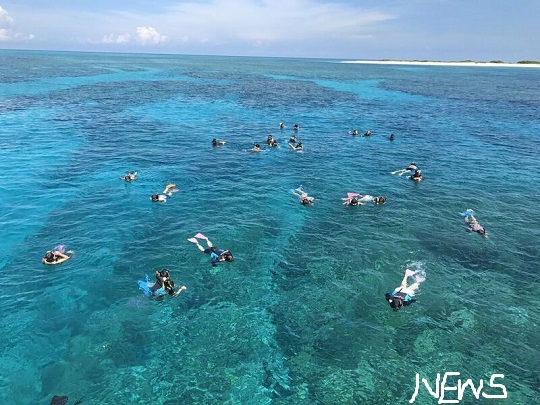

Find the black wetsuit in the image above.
[
  {"left": 203, "top": 246, "right": 229, "bottom": 267},
  {"left": 150, "top": 271, "right": 175, "bottom": 295}
]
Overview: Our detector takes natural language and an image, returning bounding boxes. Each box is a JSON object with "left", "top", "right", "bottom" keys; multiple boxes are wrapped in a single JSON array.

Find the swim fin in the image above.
[
  {"left": 194, "top": 233, "right": 208, "bottom": 240},
  {"left": 187, "top": 238, "right": 198, "bottom": 244},
  {"left": 405, "top": 269, "right": 416, "bottom": 277}
]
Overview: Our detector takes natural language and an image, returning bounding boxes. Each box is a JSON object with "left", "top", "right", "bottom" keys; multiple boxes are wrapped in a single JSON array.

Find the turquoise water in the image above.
[{"left": 0, "top": 50, "right": 539, "bottom": 404}]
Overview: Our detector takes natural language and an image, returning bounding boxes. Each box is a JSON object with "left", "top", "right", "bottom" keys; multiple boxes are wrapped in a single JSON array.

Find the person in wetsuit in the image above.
[
  {"left": 187, "top": 233, "right": 234, "bottom": 267},
  {"left": 151, "top": 184, "right": 178, "bottom": 203},
  {"left": 150, "top": 270, "right": 186, "bottom": 296},
  {"left": 385, "top": 270, "right": 421, "bottom": 310},
  {"left": 464, "top": 215, "right": 488, "bottom": 238},
  {"left": 410, "top": 170, "right": 423, "bottom": 181},
  {"left": 121, "top": 171, "right": 137, "bottom": 182},
  {"left": 42, "top": 249, "right": 71, "bottom": 265}
]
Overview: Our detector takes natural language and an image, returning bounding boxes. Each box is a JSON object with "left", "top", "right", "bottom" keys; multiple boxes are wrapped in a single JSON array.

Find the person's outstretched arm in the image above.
[{"left": 175, "top": 286, "right": 187, "bottom": 296}]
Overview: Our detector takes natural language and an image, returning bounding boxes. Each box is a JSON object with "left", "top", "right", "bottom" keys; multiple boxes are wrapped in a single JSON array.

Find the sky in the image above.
[{"left": 0, "top": 0, "right": 538, "bottom": 61}]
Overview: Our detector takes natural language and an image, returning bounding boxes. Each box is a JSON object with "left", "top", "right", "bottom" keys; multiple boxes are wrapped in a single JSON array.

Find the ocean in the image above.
[{"left": 0, "top": 50, "right": 538, "bottom": 404}]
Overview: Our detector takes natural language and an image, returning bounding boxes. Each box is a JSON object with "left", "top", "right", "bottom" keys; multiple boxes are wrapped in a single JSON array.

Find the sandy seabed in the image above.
[{"left": 341, "top": 60, "right": 540, "bottom": 68}]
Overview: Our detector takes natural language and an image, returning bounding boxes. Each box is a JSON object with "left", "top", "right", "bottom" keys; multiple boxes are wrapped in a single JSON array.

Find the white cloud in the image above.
[
  {"left": 135, "top": 26, "right": 166, "bottom": 45},
  {"left": 0, "top": 28, "right": 9, "bottom": 41},
  {"left": 158, "top": 0, "right": 395, "bottom": 45},
  {"left": 102, "top": 33, "right": 131, "bottom": 44},
  {"left": 0, "top": 5, "right": 33, "bottom": 42},
  {"left": 100, "top": 26, "right": 166, "bottom": 45},
  {"left": 4, "top": 1, "right": 396, "bottom": 54},
  {"left": 0, "top": 6, "right": 14, "bottom": 26},
  {"left": 92, "top": 0, "right": 391, "bottom": 49}
]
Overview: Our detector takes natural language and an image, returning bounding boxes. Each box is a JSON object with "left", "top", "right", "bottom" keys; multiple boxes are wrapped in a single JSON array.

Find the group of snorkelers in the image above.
[
  {"left": 342, "top": 193, "right": 386, "bottom": 206},
  {"left": 212, "top": 122, "right": 304, "bottom": 153},
  {"left": 142, "top": 233, "right": 234, "bottom": 298},
  {"left": 349, "top": 129, "right": 372, "bottom": 137},
  {"left": 121, "top": 169, "right": 180, "bottom": 203},
  {"left": 290, "top": 188, "right": 387, "bottom": 207},
  {"left": 42, "top": 124, "right": 489, "bottom": 312}
]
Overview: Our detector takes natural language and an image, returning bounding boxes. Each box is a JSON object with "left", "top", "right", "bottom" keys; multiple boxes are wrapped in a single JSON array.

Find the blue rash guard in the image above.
[
  {"left": 204, "top": 246, "right": 225, "bottom": 267},
  {"left": 391, "top": 288, "right": 417, "bottom": 306}
]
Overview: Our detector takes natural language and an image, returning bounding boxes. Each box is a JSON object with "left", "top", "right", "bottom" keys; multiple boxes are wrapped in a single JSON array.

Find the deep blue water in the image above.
[{"left": 0, "top": 50, "right": 539, "bottom": 404}]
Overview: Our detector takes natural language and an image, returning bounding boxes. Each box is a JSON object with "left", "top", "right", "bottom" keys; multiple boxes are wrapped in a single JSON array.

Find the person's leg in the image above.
[
  {"left": 195, "top": 242, "right": 205, "bottom": 252},
  {"left": 399, "top": 274, "right": 408, "bottom": 289},
  {"left": 407, "top": 282, "right": 420, "bottom": 294}
]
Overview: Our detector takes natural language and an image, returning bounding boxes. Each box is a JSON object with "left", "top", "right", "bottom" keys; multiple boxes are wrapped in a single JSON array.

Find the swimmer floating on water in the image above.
[
  {"left": 120, "top": 171, "right": 137, "bottom": 182},
  {"left": 385, "top": 269, "right": 426, "bottom": 310},
  {"left": 188, "top": 233, "right": 234, "bottom": 267},
  {"left": 212, "top": 138, "right": 226, "bottom": 147},
  {"left": 266, "top": 135, "right": 278, "bottom": 147},
  {"left": 410, "top": 169, "right": 423, "bottom": 182},
  {"left": 289, "top": 135, "right": 297, "bottom": 144},
  {"left": 342, "top": 193, "right": 387, "bottom": 206},
  {"left": 391, "top": 162, "right": 418, "bottom": 176},
  {"left": 150, "top": 184, "right": 178, "bottom": 203},
  {"left": 292, "top": 187, "right": 315, "bottom": 205},
  {"left": 279, "top": 122, "right": 285, "bottom": 129},
  {"left": 42, "top": 245, "right": 73, "bottom": 265},
  {"left": 150, "top": 270, "right": 186, "bottom": 297},
  {"left": 461, "top": 209, "right": 488, "bottom": 238},
  {"left": 289, "top": 142, "right": 303, "bottom": 151},
  {"left": 249, "top": 143, "right": 262, "bottom": 152},
  {"left": 342, "top": 193, "right": 361, "bottom": 206}
]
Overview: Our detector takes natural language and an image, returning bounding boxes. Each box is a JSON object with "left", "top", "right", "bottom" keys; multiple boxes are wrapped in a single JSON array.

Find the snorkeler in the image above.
[
  {"left": 150, "top": 184, "right": 178, "bottom": 203},
  {"left": 385, "top": 269, "right": 425, "bottom": 310},
  {"left": 279, "top": 122, "right": 285, "bottom": 129},
  {"left": 289, "top": 135, "right": 297, "bottom": 144},
  {"left": 342, "top": 193, "right": 386, "bottom": 206},
  {"left": 410, "top": 170, "right": 423, "bottom": 182},
  {"left": 292, "top": 187, "right": 314, "bottom": 205},
  {"left": 349, "top": 129, "right": 359, "bottom": 136},
  {"left": 293, "top": 124, "right": 299, "bottom": 131},
  {"left": 120, "top": 171, "right": 138, "bottom": 181},
  {"left": 342, "top": 193, "right": 363, "bottom": 206},
  {"left": 363, "top": 130, "right": 372, "bottom": 136},
  {"left": 266, "top": 135, "right": 278, "bottom": 147},
  {"left": 389, "top": 133, "right": 395, "bottom": 141},
  {"left": 150, "top": 270, "right": 186, "bottom": 297},
  {"left": 463, "top": 213, "right": 488, "bottom": 238},
  {"left": 187, "top": 233, "right": 234, "bottom": 267},
  {"left": 42, "top": 248, "right": 72, "bottom": 265},
  {"left": 212, "top": 138, "right": 226, "bottom": 147},
  {"left": 249, "top": 143, "right": 262, "bottom": 152},
  {"left": 289, "top": 142, "right": 303, "bottom": 151},
  {"left": 391, "top": 162, "right": 418, "bottom": 176}
]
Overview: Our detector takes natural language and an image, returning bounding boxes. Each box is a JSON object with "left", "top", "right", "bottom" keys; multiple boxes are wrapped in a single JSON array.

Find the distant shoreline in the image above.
[{"left": 341, "top": 60, "right": 540, "bottom": 68}]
